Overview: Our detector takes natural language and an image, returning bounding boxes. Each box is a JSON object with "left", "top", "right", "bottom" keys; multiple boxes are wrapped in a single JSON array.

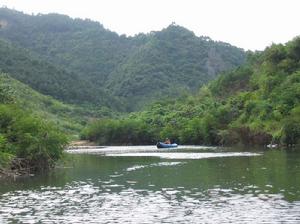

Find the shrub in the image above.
[{"left": 0, "top": 104, "right": 68, "bottom": 170}]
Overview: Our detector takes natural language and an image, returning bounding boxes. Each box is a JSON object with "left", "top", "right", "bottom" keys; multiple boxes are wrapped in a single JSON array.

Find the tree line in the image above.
[{"left": 82, "top": 37, "right": 300, "bottom": 147}]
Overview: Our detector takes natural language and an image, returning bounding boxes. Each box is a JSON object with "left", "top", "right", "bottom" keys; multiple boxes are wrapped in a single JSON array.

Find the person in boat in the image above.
[{"left": 164, "top": 138, "right": 171, "bottom": 144}]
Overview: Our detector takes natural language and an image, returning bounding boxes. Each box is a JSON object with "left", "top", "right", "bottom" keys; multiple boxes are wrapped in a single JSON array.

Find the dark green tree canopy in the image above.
[
  {"left": 83, "top": 37, "right": 300, "bottom": 146},
  {"left": 0, "top": 8, "right": 246, "bottom": 110}
]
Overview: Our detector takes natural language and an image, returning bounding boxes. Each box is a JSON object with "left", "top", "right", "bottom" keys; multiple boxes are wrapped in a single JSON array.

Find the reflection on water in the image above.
[
  {"left": 1, "top": 146, "right": 300, "bottom": 223},
  {"left": 1, "top": 183, "right": 300, "bottom": 223},
  {"left": 105, "top": 152, "right": 261, "bottom": 159}
]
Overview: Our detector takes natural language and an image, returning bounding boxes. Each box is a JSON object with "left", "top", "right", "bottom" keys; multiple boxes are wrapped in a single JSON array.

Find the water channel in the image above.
[{"left": 1, "top": 146, "right": 300, "bottom": 223}]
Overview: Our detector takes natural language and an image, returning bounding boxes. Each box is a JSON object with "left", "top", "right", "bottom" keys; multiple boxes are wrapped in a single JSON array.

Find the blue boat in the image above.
[{"left": 156, "top": 142, "right": 178, "bottom": 148}]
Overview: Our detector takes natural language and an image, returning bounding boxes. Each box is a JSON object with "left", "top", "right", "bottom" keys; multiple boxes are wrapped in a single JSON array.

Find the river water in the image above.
[{"left": 0, "top": 146, "right": 300, "bottom": 223}]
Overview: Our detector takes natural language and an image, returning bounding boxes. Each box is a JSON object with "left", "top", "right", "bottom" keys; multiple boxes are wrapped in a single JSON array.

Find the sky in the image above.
[{"left": 1, "top": 0, "right": 300, "bottom": 51}]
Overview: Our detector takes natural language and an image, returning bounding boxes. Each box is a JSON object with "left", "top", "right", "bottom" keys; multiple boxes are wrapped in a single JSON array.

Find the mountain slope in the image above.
[
  {"left": 83, "top": 37, "right": 300, "bottom": 146},
  {"left": 0, "top": 8, "right": 140, "bottom": 85},
  {"left": 0, "top": 38, "right": 124, "bottom": 109},
  {"left": 0, "top": 72, "right": 109, "bottom": 136},
  {"left": 107, "top": 25, "right": 245, "bottom": 108},
  {"left": 0, "top": 8, "right": 246, "bottom": 110}
]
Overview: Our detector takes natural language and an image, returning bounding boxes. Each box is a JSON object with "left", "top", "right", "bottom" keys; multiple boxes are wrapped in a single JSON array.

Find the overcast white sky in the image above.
[{"left": 1, "top": 0, "right": 299, "bottom": 50}]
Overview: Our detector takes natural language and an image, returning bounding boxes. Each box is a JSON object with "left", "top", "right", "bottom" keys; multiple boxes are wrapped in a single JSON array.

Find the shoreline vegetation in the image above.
[
  {"left": 0, "top": 104, "right": 68, "bottom": 179},
  {"left": 81, "top": 37, "right": 300, "bottom": 147},
  {"left": 1, "top": 9, "right": 300, "bottom": 178},
  {"left": 3, "top": 34, "right": 300, "bottom": 178},
  {"left": 2, "top": 139, "right": 297, "bottom": 179}
]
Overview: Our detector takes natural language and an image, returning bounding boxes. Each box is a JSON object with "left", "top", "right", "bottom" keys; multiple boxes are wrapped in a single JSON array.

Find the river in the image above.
[{"left": 0, "top": 146, "right": 300, "bottom": 223}]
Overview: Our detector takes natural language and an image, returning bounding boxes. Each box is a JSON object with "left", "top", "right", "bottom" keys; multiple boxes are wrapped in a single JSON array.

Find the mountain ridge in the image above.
[
  {"left": 0, "top": 7, "right": 246, "bottom": 110},
  {"left": 82, "top": 37, "right": 300, "bottom": 146},
  {"left": 0, "top": 38, "right": 124, "bottom": 109}
]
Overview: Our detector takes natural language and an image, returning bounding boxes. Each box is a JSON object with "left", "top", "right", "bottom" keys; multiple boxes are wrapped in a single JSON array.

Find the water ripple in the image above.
[
  {"left": 66, "top": 145, "right": 216, "bottom": 154},
  {"left": 0, "top": 183, "right": 299, "bottom": 223},
  {"left": 106, "top": 152, "right": 261, "bottom": 159},
  {"left": 126, "top": 162, "right": 185, "bottom": 171}
]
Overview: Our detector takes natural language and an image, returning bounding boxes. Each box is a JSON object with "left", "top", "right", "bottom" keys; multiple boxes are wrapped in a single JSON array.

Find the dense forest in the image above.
[
  {"left": 0, "top": 39, "right": 122, "bottom": 109},
  {"left": 0, "top": 8, "right": 245, "bottom": 110},
  {"left": 1, "top": 7, "right": 300, "bottom": 175},
  {"left": 0, "top": 73, "right": 114, "bottom": 135},
  {"left": 0, "top": 72, "right": 68, "bottom": 174},
  {"left": 82, "top": 37, "right": 300, "bottom": 146}
]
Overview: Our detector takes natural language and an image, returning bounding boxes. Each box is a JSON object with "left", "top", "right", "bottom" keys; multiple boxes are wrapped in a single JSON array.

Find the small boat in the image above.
[
  {"left": 156, "top": 142, "right": 178, "bottom": 148},
  {"left": 267, "top": 143, "right": 278, "bottom": 148}
]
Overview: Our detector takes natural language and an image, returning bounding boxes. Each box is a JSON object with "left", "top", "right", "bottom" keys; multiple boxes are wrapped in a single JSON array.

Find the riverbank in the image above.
[
  {"left": 0, "top": 158, "right": 35, "bottom": 179},
  {"left": 67, "top": 140, "right": 105, "bottom": 150},
  {"left": 0, "top": 141, "right": 94, "bottom": 179},
  {"left": 69, "top": 140, "right": 97, "bottom": 147}
]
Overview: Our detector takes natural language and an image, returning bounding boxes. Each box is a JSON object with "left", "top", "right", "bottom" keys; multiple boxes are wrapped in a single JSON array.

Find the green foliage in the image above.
[
  {"left": 0, "top": 73, "right": 118, "bottom": 136},
  {"left": 1, "top": 8, "right": 299, "bottom": 147},
  {"left": 82, "top": 119, "right": 157, "bottom": 145},
  {"left": 0, "top": 104, "right": 68, "bottom": 170},
  {"left": 0, "top": 8, "right": 245, "bottom": 110},
  {"left": 0, "top": 79, "right": 15, "bottom": 104},
  {"left": 209, "top": 67, "right": 253, "bottom": 98},
  {"left": 0, "top": 38, "right": 123, "bottom": 109},
  {"left": 106, "top": 25, "right": 245, "bottom": 109},
  {"left": 281, "top": 106, "right": 300, "bottom": 145},
  {"left": 0, "top": 151, "right": 14, "bottom": 169},
  {"left": 83, "top": 37, "right": 300, "bottom": 147},
  {"left": 0, "top": 134, "right": 8, "bottom": 153}
]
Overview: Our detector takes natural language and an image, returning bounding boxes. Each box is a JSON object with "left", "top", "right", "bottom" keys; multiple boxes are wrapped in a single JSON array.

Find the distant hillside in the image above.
[
  {"left": 0, "top": 38, "right": 124, "bottom": 110},
  {"left": 0, "top": 8, "right": 246, "bottom": 110},
  {"left": 107, "top": 25, "right": 246, "bottom": 108},
  {"left": 0, "top": 73, "right": 118, "bottom": 137},
  {"left": 0, "top": 8, "right": 144, "bottom": 87},
  {"left": 83, "top": 37, "right": 300, "bottom": 146}
]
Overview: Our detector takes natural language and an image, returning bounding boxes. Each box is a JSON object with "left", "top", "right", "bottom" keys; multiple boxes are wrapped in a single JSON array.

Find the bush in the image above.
[
  {"left": 0, "top": 152, "right": 13, "bottom": 170},
  {"left": 82, "top": 118, "right": 157, "bottom": 145},
  {"left": 0, "top": 104, "right": 68, "bottom": 170},
  {"left": 281, "top": 120, "right": 300, "bottom": 146}
]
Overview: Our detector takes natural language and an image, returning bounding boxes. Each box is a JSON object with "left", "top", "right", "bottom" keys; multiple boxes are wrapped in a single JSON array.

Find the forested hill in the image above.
[
  {"left": 106, "top": 25, "right": 245, "bottom": 108},
  {"left": 0, "top": 8, "right": 246, "bottom": 110},
  {"left": 82, "top": 37, "right": 300, "bottom": 146},
  {"left": 0, "top": 39, "right": 123, "bottom": 109},
  {"left": 0, "top": 73, "right": 86, "bottom": 135}
]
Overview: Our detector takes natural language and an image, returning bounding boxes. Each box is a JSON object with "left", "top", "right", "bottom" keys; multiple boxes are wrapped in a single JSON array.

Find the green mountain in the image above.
[
  {"left": 106, "top": 25, "right": 245, "bottom": 108},
  {"left": 0, "top": 38, "right": 124, "bottom": 109},
  {"left": 83, "top": 37, "right": 300, "bottom": 146},
  {"left": 0, "top": 72, "right": 111, "bottom": 137},
  {"left": 0, "top": 74, "right": 70, "bottom": 171},
  {"left": 0, "top": 8, "right": 246, "bottom": 110}
]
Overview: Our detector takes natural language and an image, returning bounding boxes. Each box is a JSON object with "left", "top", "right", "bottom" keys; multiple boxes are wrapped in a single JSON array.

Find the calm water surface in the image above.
[{"left": 1, "top": 146, "right": 300, "bottom": 223}]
